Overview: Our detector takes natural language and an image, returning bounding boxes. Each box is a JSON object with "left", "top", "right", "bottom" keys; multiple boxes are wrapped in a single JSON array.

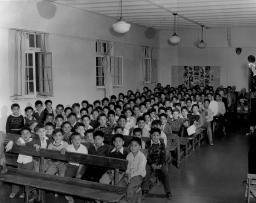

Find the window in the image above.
[
  {"left": 9, "top": 29, "right": 53, "bottom": 99},
  {"left": 95, "top": 40, "right": 123, "bottom": 87},
  {"left": 143, "top": 46, "right": 152, "bottom": 83}
]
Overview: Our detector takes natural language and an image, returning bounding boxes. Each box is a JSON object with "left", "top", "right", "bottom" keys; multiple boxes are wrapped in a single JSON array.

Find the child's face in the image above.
[
  {"left": 182, "top": 109, "right": 188, "bottom": 117},
  {"left": 56, "top": 118, "right": 64, "bottom": 127},
  {"left": 114, "top": 137, "right": 124, "bottom": 150},
  {"left": 125, "top": 110, "right": 132, "bottom": 118},
  {"left": 151, "top": 131, "right": 160, "bottom": 143},
  {"left": 36, "top": 104, "right": 43, "bottom": 111},
  {"left": 82, "top": 103, "right": 88, "bottom": 109},
  {"left": 94, "top": 136, "right": 104, "bottom": 147},
  {"left": 144, "top": 115, "right": 150, "bottom": 122},
  {"left": 166, "top": 110, "right": 172, "bottom": 117},
  {"left": 21, "top": 129, "right": 31, "bottom": 142},
  {"left": 73, "top": 106, "right": 80, "bottom": 114},
  {"left": 134, "top": 131, "right": 142, "bottom": 138},
  {"left": 173, "top": 111, "right": 179, "bottom": 119},
  {"left": 45, "top": 125, "right": 54, "bottom": 135},
  {"left": 65, "top": 109, "right": 72, "bottom": 117},
  {"left": 36, "top": 128, "right": 46, "bottom": 139},
  {"left": 137, "top": 120, "right": 145, "bottom": 129},
  {"left": 46, "top": 102, "right": 52, "bottom": 110},
  {"left": 12, "top": 106, "right": 20, "bottom": 116},
  {"left": 118, "top": 118, "right": 126, "bottom": 128},
  {"left": 46, "top": 115, "right": 54, "bottom": 123},
  {"left": 116, "top": 108, "right": 122, "bottom": 116},
  {"left": 160, "top": 116, "right": 167, "bottom": 125},
  {"left": 130, "top": 141, "right": 141, "bottom": 154},
  {"left": 86, "top": 133, "right": 94, "bottom": 143},
  {"left": 81, "top": 110, "right": 87, "bottom": 117},
  {"left": 72, "top": 135, "right": 82, "bottom": 148},
  {"left": 56, "top": 107, "right": 63, "bottom": 115},
  {"left": 103, "top": 108, "right": 109, "bottom": 116},
  {"left": 68, "top": 116, "right": 77, "bottom": 125},
  {"left": 93, "top": 111, "right": 99, "bottom": 119},
  {"left": 99, "top": 116, "right": 107, "bottom": 126},
  {"left": 62, "top": 123, "right": 72, "bottom": 133},
  {"left": 109, "top": 114, "right": 115, "bottom": 123},
  {"left": 26, "top": 109, "right": 33, "bottom": 117},
  {"left": 82, "top": 117, "right": 90, "bottom": 126},
  {"left": 53, "top": 132, "right": 64, "bottom": 143},
  {"left": 76, "top": 126, "right": 85, "bottom": 135}
]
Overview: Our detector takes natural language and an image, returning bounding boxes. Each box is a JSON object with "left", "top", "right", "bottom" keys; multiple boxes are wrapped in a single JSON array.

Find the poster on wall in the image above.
[{"left": 172, "top": 66, "right": 220, "bottom": 88}]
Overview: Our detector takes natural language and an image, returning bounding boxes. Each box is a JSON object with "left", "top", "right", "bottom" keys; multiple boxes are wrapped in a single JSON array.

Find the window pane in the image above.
[
  {"left": 29, "top": 68, "right": 33, "bottom": 80},
  {"left": 36, "top": 34, "right": 41, "bottom": 48},
  {"left": 28, "top": 54, "right": 33, "bottom": 66},
  {"left": 29, "top": 82, "right": 34, "bottom": 93},
  {"left": 29, "top": 34, "right": 35, "bottom": 48}
]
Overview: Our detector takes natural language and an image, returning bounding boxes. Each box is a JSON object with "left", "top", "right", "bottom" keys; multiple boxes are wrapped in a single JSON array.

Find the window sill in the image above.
[
  {"left": 96, "top": 85, "right": 123, "bottom": 89},
  {"left": 10, "top": 95, "right": 53, "bottom": 101}
]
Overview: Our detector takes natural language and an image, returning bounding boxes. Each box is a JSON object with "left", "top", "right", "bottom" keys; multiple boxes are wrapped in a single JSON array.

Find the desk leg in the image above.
[
  {"left": 25, "top": 186, "right": 29, "bottom": 203},
  {"left": 114, "top": 169, "right": 119, "bottom": 185}
]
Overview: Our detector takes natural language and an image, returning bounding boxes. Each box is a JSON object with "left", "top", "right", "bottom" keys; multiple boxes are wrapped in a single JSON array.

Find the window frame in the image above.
[{"left": 143, "top": 46, "right": 152, "bottom": 84}]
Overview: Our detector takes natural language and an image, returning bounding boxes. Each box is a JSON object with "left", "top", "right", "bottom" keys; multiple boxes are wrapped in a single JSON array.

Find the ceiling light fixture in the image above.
[
  {"left": 169, "top": 13, "right": 181, "bottom": 45},
  {"left": 112, "top": 0, "right": 131, "bottom": 34},
  {"left": 197, "top": 25, "right": 207, "bottom": 49}
]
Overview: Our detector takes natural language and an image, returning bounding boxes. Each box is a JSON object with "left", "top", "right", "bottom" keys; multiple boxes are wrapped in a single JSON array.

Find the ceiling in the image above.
[{"left": 54, "top": 0, "right": 256, "bottom": 30}]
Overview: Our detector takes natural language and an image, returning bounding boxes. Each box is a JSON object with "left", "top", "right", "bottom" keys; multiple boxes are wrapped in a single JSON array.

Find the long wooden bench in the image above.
[{"left": 1, "top": 133, "right": 128, "bottom": 203}]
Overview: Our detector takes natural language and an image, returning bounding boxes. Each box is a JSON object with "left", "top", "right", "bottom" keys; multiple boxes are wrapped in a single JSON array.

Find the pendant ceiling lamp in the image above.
[
  {"left": 197, "top": 25, "right": 207, "bottom": 49},
  {"left": 112, "top": 0, "right": 131, "bottom": 34},
  {"left": 169, "top": 13, "right": 181, "bottom": 45}
]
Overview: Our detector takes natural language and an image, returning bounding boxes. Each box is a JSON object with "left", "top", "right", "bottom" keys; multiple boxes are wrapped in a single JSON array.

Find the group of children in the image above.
[{"left": 2, "top": 83, "right": 231, "bottom": 203}]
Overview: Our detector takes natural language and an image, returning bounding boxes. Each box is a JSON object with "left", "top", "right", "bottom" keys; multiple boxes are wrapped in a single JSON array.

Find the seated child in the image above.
[
  {"left": 6, "top": 103, "right": 24, "bottom": 134},
  {"left": 133, "top": 128, "right": 146, "bottom": 152},
  {"left": 62, "top": 121, "right": 73, "bottom": 144},
  {"left": 83, "top": 129, "right": 94, "bottom": 149},
  {"left": 100, "top": 134, "right": 128, "bottom": 184},
  {"left": 24, "top": 106, "right": 37, "bottom": 127},
  {"left": 85, "top": 131, "right": 110, "bottom": 182},
  {"left": 119, "top": 137, "right": 147, "bottom": 203},
  {"left": 81, "top": 115, "right": 93, "bottom": 131},
  {"left": 45, "top": 122, "right": 55, "bottom": 143},
  {"left": 46, "top": 129, "right": 68, "bottom": 177},
  {"left": 55, "top": 115, "right": 64, "bottom": 129},
  {"left": 62, "top": 133, "right": 88, "bottom": 203},
  {"left": 142, "top": 128, "right": 172, "bottom": 200},
  {"left": 0, "top": 132, "right": 7, "bottom": 174},
  {"left": 6, "top": 127, "right": 39, "bottom": 200},
  {"left": 96, "top": 113, "right": 113, "bottom": 135}
]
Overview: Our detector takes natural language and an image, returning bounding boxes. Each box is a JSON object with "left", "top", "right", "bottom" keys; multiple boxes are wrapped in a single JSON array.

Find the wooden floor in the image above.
[{"left": 0, "top": 124, "right": 250, "bottom": 203}]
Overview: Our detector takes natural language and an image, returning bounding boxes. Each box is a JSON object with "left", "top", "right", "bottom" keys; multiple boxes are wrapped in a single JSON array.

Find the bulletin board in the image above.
[{"left": 171, "top": 66, "right": 220, "bottom": 88}]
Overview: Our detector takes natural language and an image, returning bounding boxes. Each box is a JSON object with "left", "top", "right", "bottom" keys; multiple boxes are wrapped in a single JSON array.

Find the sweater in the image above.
[{"left": 6, "top": 115, "right": 24, "bottom": 134}]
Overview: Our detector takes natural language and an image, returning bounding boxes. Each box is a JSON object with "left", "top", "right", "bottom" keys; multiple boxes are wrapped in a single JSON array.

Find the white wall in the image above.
[
  {"left": 0, "top": 0, "right": 159, "bottom": 131},
  {"left": 157, "top": 27, "right": 256, "bottom": 90}
]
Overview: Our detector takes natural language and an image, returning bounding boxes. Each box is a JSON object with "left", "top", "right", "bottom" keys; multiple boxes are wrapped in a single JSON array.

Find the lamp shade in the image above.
[
  {"left": 197, "top": 40, "right": 207, "bottom": 49},
  {"left": 112, "top": 19, "right": 131, "bottom": 34},
  {"left": 169, "top": 33, "right": 181, "bottom": 45}
]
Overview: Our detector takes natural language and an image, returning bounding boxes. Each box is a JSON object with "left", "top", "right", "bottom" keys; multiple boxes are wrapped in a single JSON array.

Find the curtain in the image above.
[
  {"left": 8, "top": 29, "right": 26, "bottom": 97},
  {"left": 104, "top": 56, "right": 113, "bottom": 98}
]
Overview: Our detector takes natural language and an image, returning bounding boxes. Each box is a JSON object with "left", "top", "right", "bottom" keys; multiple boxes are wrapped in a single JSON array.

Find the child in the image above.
[
  {"left": 44, "top": 113, "right": 55, "bottom": 124},
  {"left": 24, "top": 106, "right": 36, "bottom": 127},
  {"left": 99, "top": 134, "right": 128, "bottom": 184},
  {"left": 34, "top": 100, "right": 45, "bottom": 124},
  {"left": 0, "top": 132, "right": 7, "bottom": 174},
  {"left": 81, "top": 115, "right": 93, "bottom": 131},
  {"left": 6, "top": 127, "right": 39, "bottom": 200},
  {"left": 45, "top": 122, "right": 55, "bottom": 142},
  {"left": 62, "top": 121, "right": 73, "bottom": 144},
  {"left": 85, "top": 131, "right": 110, "bottom": 182},
  {"left": 96, "top": 113, "right": 113, "bottom": 135},
  {"left": 133, "top": 128, "right": 146, "bottom": 153},
  {"left": 119, "top": 137, "right": 147, "bottom": 203},
  {"left": 46, "top": 129, "right": 68, "bottom": 177},
  {"left": 62, "top": 133, "right": 88, "bottom": 203},
  {"left": 151, "top": 120, "right": 167, "bottom": 147},
  {"left": 55, "top": 115, "right": 64, "bottom": 129},
  {"left": 142, "top": 128, "right": 172, "bottom": 200},
  {"left": 135, "top": 116, "right": 150, "bottom": 137},
  {"left": 6, "top": 103, "right": 24, "bottom": 134}
]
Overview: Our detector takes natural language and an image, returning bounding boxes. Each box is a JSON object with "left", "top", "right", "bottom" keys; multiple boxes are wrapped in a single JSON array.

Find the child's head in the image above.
[
  {"left": 71, "top": 133, "right": 82, "bottom": 148},
  {"left": 113, "top": 134, "right": 124, "bottom": 150},
  {"left": 118, "top": 115, "right": 127, "bottom": 128},
  {"left": 81, "top": 100, "right": 89, "bottom": 109},
  {"left": 45, "top": 113, "right": 54, "bottom": 123},
  {"left": 92, "top": 109, "right": 99, "bottom": 120},
  {"left": 85, "top": 129, "right": 94, "bottom": 143},
  {"left": 98, "top": 113, "right": 107, "bottom": 126},
  {"left": 82, "top": 115, "right": 91, "bottom": 126},
  {"left": 72, "top": 103, "right": 80, "bottom": 114},
  {"left": 75, "top": 123, "right": 85, "bottom": 136},
  {"left": 192, "top": 104, "right": 199, "bottom": 114},
  {"left": 151, "top": 120, "right": 161, "bottom": 129},
  {"left": 80, "top": 108, "right": 88, "bottom": 117},
  {"left": 67, "top": 112, "right": 77, "bottom": 125},
  {"left": 56, "top": 104, "right": 64, "bottom": 115},
  {"left": 45, "top": 100, "right": 52, "bottom": 110},
  {"left": 21, "top": 127, "right": 32, "bottom": 141},
  {"left": 64, "top": 107, "right": 72, "bottom": 117},
  {"left": 62, "top": 121, "right": 72, "bottom": 134},
  {"left": 137, "top": 116, "right": 145, "bottom": 129},
  {"left": 172, "top": 108, "right": 180, "bottom": 120},
  {"left": 115, "top": 105, "right": 122, "bottom": 116},
  {"left": 11, "top": 103, "right": 20, "bottom": 116},
  {"left": 103, "top": 106, "right": 109, "bottom": 116},
  {"left": 159, "top": 113, "right": 168, "bottom": 125},
  {"left": 25, "top": 106, "right": 34, "bottom": 117},
  {"left": 143, "top": 113, "right": 151, "bottom": 123},
  {"left": 45, "top": 122, "right": 54, "bottom": 136},
  {"left": 133, "top": 128, "right": 142, "bottom": 138},
  {"left": 35, "top": 125, "right": 46, "bottom": 139},
  {"left": 55, "top": 115, "right": 64, "bottom": 128},
  {"left": 93, "top": 130, "right": 104, "bottom": 147},
  {"left": 130, "top": 137, "right": 141, "bottom": 154},
  {"left": 124, "top": 108, "right": 133, "bottom": 118},
  {"left": 29, "top": 121, "right": 38, "bottom": 132},
  {"left": 150, "top": 128, "right": 161, "bottom": 144},
  {"left": 181, "top": 106, "right": 188, "bottom": 118},
  {"left": 35, "top": 100, "right": 43, "bottom": 111},
  {"left": 53, "top": 129, "right": 64, "bottom": 144},
  {"left": 108, "top": 110, "right": 116, "bottom": 123},
  {"left": 114, "top": 126, "right": 123, "bottom": 134}
]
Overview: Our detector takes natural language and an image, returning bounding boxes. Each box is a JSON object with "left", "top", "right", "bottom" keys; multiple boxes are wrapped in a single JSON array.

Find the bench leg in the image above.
[
  {"left": 177, "top": 146, "right": 181, "bottom": 168},
  {"left": 25, "top": 186, "right": 29, "bottom": 203}
]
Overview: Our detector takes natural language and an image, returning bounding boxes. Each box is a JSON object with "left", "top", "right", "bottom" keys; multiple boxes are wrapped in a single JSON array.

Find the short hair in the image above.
[
  {"left": 25, "top": 106, "right": 33, "bottom": 112},
  {"left": 93, "top": 100, "right": 100, "bottom": 106},
  {"left": 151, "top": 120, "right": 161, "bottom": 126},
  {"left": 136, "top": 116, "right": 145, "bottom": 123},
  {"left": 45, "top": 100, "right": 52, "bottom": 105},
  {"left": 93, "top": 130, "right": 104, "bottom": 138},
  {"left": 133, "top": 128, "right": 142, "bottom": 134},
  {"left": 56, "top": 104, "right": 64, "bottom": 109},
  {"left": 108, "top": 110, "right": 115, "bottom": 116},
  {"left": 118, "top": 115, "right": 126, "bottom": 121},
  {"left": 45, "top": 122, "right": 54, "bottom": 128},
  {"left": 53, "top": 128, "right": 63, "bottom": 136},
  {"left": 150, "top": 127, "right": 161, "bottom": 135},
  {"left": 158, "top": 107, "right": 166, "bottom": 112},
  {"left": 173, "top": 108, "right": 180, "bottom": 113},
  {"left": 64, "top": 107, "right": 72, "bottom": 113},
  {"left": 130, "top": 137, "right": 141, "bottom": 146},
  {"left": 71, "top": 133, "right": 81, "bottom": 140},
  {"left": 80, "top": 108, "right": 88, "bottom": 114},
  {"left": 181, "top": 106, "right": 188, "bottom": 112},
  {"left": 75, "top": 122, "right": 85, "bottom": 129},
  {"left": 46, "top": 113, "right": 54, "bottom": 118},
  {"left": 115, "top": 105, "right": 122, "bottom": 110},
  {"left": 35, "top": 100, "right": 43, "bottom": 106},
  {"left": 67, "top": 112, "right": 77, "bottom": 118},
  {"left": 34, "top": 124, "right": 45, "bottom": 132},
  {"left": 110, "top": 95, "right": 117, "bottom": 100},
  {"left": 114, "top": 126, "right": 123, "bottom": 132},
  {"left": 81, "top": 115, "right": 90, "bottom": 120},
  {"left": 55, "top": 114, "right": 64, "bottom": 120},
  {"left": 61, "top": 121, "right": 71, "bottom": 128},
  {"left": 98, "top": 113, "right": 107, "bottom": 118},
  {"left": 192, "top": 104, "right": 199, "bottom": 109},
  {"left": 204, "top": 99, "right": 210, "bottom": 103},
  {"left": 81, "top": 100, "right": 89, "bottom": 105},
  {"left": 72, "top": 103, "right": 80, "bottom": 109},
  {"left": 85, "top": 129, "right": 94, "bottom": 134},
  {"left": 21, "top": 126, "right": 31, "bottom": 133},
  {"left": 159, "top": 113, "right": 167, "bottom": 119},
  {"left": 11, "top": 103, "right": 20, "bottom": 109},
  {"left": 113, "top": 134, "right": 124, "bottom": 142}
]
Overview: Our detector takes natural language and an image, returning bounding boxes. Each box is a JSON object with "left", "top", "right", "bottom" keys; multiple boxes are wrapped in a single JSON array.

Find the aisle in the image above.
[{"left": 146, "top": 127, "right": 249, "bottom": 203}]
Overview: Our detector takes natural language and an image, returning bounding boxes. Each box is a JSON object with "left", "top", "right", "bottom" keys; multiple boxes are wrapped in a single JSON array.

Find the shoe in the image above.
[
  {"left": 166, "top": 192, "right": 172, "bottom": 200},
  {"left": 54, "top": 193, "right": 59, "bottom": 198},
  {"left": 19, "top": 193, "right": 25, "bottom": 199},
  {"left": 9, "top": 192, "right": 16, "bottom": 199}
]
